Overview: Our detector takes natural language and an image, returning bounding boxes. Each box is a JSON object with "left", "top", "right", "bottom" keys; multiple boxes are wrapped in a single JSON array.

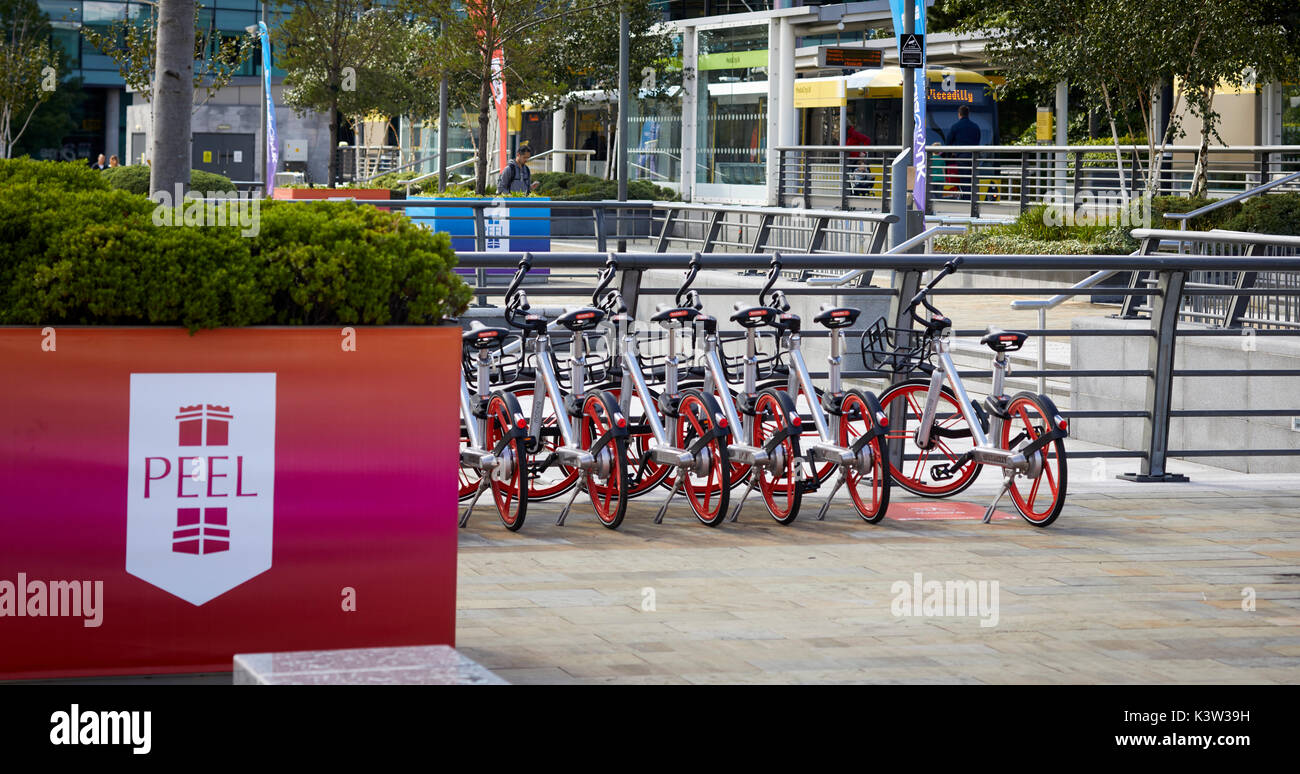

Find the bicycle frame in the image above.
[
  {"left": 525, "top": 325, "right": 594, "bottom": 469},
  {"left": 779, "top": 326, "right": 856, "bottom": 467},
  {"left": 915, "top": 334, "right": 1028, "bottom": 472},
  {"left": 697, "top": 323, "right": 768, "bottom": 467},
  {"left": 458, "top": 346, "right": 496, "bottom": 472}
]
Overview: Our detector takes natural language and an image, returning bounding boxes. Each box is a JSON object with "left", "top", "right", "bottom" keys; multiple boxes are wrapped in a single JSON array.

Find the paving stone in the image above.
[{"left": 457, "top": 472, "right": 1300, "bottom": 683}]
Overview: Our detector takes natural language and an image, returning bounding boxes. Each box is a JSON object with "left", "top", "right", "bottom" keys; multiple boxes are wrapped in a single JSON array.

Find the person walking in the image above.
[
  {"left": 943, "top": 105, "right": 982, "bottom": 198},
  {"left": 497, "top": 144, "right": 538, "bottom": 194},
  {"left": 90, "top": 153, "right": 107, "bottom": 170},
  {"left": 108, "top": 155, "right": 120, "bottom": 168}
]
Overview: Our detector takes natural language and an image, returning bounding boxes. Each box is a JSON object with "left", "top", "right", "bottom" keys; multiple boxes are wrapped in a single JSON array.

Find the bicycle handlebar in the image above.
[
  {"left": 905, "top": 256, "right": 963, "bottom": 325},
  {"left": 759, "top": 253, "right": 784, "bottom": 310},
  {"left": 675, "top": 252, "right": 702, "bottom": 308},
  {"left": 592, "top": 252, "right": 618, "bottom": 307},
  {"left": 503, "top": 253, "right": 533, "bottom": 328}
]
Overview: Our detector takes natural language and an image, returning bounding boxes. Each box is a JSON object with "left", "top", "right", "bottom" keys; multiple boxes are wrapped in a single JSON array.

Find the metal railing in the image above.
[
  {"left": 1164, "top": 169, "right": 1300, "bottom": 230},
  {"left": 777, "top": 144, "right": 1300, "bottom": 215},
  {"left": 335, "top": 145, "right": 402, "bottom": 183},
  {"left": 451, "top": 250, "right": 1300, "bottom": 481},
  {"left": 1120, "top": 229, "right": 1300, "bottom": 329}
]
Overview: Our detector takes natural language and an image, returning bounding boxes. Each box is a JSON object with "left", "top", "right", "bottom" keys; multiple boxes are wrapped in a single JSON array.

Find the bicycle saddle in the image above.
[
  {"left": 651, "top": 306, "right": 706, "bottom": 324},
  {"left": 554, "top": 307, "right": 605, "bottom": 332},
  {"left": 981, "top": 328, "right": 1027, "bottom": 352},
  {"left": 462, "top": 326, "right": 511, "bottom": 350},
  {"left": 813, "top": 307, "right": 861, "bottom": 329},
  {"left": 730, "top": 306, "right": 781, "bottom": 329}
]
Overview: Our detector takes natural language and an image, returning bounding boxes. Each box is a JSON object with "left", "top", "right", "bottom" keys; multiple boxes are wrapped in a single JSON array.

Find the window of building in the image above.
[{"left": 696, "top": 24, "right": 768, "bottom": 187}]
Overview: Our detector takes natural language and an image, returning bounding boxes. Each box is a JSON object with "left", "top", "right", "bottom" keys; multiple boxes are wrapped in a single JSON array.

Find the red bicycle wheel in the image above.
[
  {"left": 675, "top": 390, "right": 730, "bottom": 526},
  {"left": 580, "top": 391, "right": 629, "bottom": 529},
  {"left": 508, "top": 387, "right": 581, "bottom": 501},
  {"left": 838, "top": 390, "right": 890, "bottom": 523},
  {"left": 485, "top": 394, "right": 527, "bottom": 531},
  {"left": 458, "top": 421, "right": 481, "bottom": 501},
  {"left": 602, "top": 387, "right": 672, "bottom": 497},
  {"left": 751, "top": 388, "right": 802, "bottom": 525},
  {"left": 877, "top": 379, "right": 982, "bottom": 497},
  {"left": 1000, "top": 392, "right": 1068, "bottom": 527}
]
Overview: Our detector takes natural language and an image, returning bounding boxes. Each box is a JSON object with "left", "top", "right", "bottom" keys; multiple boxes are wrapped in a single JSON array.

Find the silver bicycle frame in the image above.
[
  {"left": 530, "top": 331, "right": 578, "bottom": 449},
  {"left": 915, "top": 333, "right": 1023, "bottom": 470}
]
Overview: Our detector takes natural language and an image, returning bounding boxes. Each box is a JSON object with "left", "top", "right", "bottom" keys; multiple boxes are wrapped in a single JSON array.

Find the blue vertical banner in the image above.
[
  {"left": 912, "top": 0, "right": 927, "bottom": 210},
  {"left": 259, "top": 21, "right": 279, "bottom": 195},
  {"left": 890, "top": 0, "right": 928, "bottom": 210}
]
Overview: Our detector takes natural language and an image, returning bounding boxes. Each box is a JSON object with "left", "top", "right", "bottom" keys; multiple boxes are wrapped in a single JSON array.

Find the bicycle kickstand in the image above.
[
  {"left": 556, "top": 479, "right": 586, "bottom": 526},
  {"left": 729, "top": 474, "right": 760, "bottom": 522},
  {"left": 816, "top": 471, "right": 846, "bottom": 521},
  {"left": 459, "top": 479, "right": 491, "bottom": 528},
  {"left": 654, "top": 475, "right": 685, "bottom": 524},
  {"left": 983, "top": 470, "right": 1015, "bottom": 524}
]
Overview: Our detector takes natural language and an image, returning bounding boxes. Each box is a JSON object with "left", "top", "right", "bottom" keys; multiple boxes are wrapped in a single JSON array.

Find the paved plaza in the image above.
[{"left": 457, "top": 453, "right": 1300, "bottom": 684}]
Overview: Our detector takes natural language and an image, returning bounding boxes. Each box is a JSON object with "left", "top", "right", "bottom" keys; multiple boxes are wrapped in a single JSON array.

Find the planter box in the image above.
[
  {"left": 0, "top": 326, "right": 458, "bottom": 679},
  {"left": 272, "top": 187, "right": 391, "bottom": 201},
  {"left": 408, "top": 196, "right": 550, "bottom": 282}
]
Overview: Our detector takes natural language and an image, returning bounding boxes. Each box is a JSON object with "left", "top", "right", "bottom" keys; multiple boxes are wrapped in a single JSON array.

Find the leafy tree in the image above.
[
  {"left": 81, "top": 4, "right": 254, "bottom": 109},
  {"left": 271, "top": 1, "right": 439, "bottom": 187},
  {"left": 0, "top": 0, "right": 61, "bottom": 158},
  {"left": 408, "top": 0, "right": 626, "bottom": 194},
  {"left": 531, "top": 2, "right": 675, "bottom": 179},
  {"left": 968, "top": 0, "right": 1298, "bottom": 199}
]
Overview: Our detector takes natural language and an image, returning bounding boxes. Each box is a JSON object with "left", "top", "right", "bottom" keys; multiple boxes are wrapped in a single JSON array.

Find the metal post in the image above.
[
  {"left": 1120, "top": 268, "right": 1190, "bottom": 482},
  {"left": 886, "top": 268, "right": 925, "bottom": 468},
  {"left": 840, "top": 149, "right": 849, "bottom": 211},
  {"left": 438, "top": 75, "right": 448, "bottom": 192},
  {"left": 617, "top": 8, "right": 629, "bottom": 252},
  {"left": 1019, "top": 151, "right": 1029, "bottom": 213},
  {"left": 1037, "top": 307, "right": 1046, "bottom": 395},
  {"left": 890, "top": 6, "right": 914, "bottom": 249},
  {"left": 968, "top": 150, "right": 980, "bottom": 218}
]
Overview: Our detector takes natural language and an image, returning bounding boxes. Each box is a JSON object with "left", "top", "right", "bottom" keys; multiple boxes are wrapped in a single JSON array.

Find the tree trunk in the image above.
[
  {"left": 1100, "top": 85, "right": 1130, "bottom": 204},
  {"left": 477, "top": 69, "right": 491, "bottom": 195},
  {"left": 150, "top": 0, "right": 195, "bottom": 197},
  {"left": 1190, "top": 88, "right": 1214, "bottom": 199},
  {"left": 327, "top": 102, "right": 338, "bottom": 188}
]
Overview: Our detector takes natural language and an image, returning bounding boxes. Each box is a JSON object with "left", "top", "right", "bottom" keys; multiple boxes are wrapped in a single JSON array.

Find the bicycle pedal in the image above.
[
  {"left": 931, "top": 463, "right": 955, "bottom": 481},
  {"left": 796, "top": 478, "right": 819, "bottom": 494}
]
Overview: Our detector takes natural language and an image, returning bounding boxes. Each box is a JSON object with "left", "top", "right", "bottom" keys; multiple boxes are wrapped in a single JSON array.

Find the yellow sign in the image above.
[
  {"left": 794, "top": 79, "right": 847, "bottom": 108},
  {"left": 1036, "top": 110, "right": 1053, "bottom": 141},
  {"left": 507, "top": 104, "right": 522, "bottom": 133},
  {"left": 203, "top": 150, "right": 212, "bottom": 163}
]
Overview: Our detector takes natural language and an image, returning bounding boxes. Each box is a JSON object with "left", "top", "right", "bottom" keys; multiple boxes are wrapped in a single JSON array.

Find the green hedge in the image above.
[
  {"left": 1221, "top": 193, "right": 1300, "bottom": 236},
  {"left": 0, "top": 159, "right": 472, "bottom": 330},
  {"left": 533, "top": 172, "right": 679, "bottom": 201},
  {"left": 100, "top": 164, "right": 236, "bottom": 195}
]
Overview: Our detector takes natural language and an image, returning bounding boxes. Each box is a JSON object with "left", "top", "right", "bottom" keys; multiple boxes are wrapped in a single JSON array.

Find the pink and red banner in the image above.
[{"left": 0, "top": 327, "right": 459, "bottom": 679}]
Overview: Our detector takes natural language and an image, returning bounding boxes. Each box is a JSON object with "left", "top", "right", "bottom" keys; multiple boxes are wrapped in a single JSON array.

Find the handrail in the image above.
[
  {"left": 1010, "top": 265, "right": 1132, "bottom": 312},
  {"left": 1131, "top": 228, "right": 1300, "bottom": 248},
  {"left": 1164, "top": 169, "right": 1300, "bottom": 229},
  {"left": 776, "top": 144, "right": 1300, "bottom": 154},
  {"left": 356, "top": 148, "right": 476, "bottom": 183},
  {"left": 806, "top": 225, "right": 967, "bottom": 286},
  {"left": 651, "top": 201, "right": 897, "bottom": 222}
]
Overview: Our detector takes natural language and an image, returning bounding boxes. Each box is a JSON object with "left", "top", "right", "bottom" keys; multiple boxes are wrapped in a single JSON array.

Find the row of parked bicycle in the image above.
[{"left": 457, "top": 253, "right": 1070, "bottom": 531}]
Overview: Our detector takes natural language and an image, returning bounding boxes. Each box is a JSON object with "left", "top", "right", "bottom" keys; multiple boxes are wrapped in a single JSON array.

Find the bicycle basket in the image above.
[
  {"left": 860, "top": 316, "right": 933, "bottom": 373},
  {"left": 462, "top": 331, "right": 526, "bottom": 391}
]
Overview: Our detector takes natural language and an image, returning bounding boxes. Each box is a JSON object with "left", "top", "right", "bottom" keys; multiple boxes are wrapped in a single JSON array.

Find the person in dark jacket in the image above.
[
  {"left": 498, "top": 145, "right": 538, "bottom": 194},
  {"left": 942, "top": 105, "right": 983, "bottom": 198}
]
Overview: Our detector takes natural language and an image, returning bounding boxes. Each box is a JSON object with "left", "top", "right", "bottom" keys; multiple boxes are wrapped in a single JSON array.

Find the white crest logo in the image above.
[{"left": 126, "top": 373, "right": 277, "bottom": 605}]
